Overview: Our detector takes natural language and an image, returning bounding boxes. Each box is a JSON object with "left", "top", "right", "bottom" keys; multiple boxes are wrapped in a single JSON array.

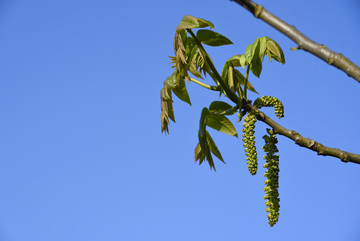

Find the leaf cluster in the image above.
[{"left": 161, "top": 14, "right": 287, "bottom": 226}]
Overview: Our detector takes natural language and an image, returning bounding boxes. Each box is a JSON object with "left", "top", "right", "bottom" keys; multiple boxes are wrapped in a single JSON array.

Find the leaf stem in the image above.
[{"left": 189, "top": 78, "right": 220, "bottom": 91}]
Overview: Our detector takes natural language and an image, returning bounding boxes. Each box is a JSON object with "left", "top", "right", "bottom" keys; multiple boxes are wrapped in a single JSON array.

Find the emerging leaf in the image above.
[
  {"left": 194, "top": 142, "right": 205, "bottom": 164},
  {"left": 233, "top": 69, "right": 258, "bottom": 94},
  {"left": 196, "top": 18, "right": 214, "bottom": 29},
  {"left": 206, "top": 131, "right": 225, "bottom": 163},
  {"left": 209, "top": 101, "right": 236, "bottom": 115},
  {"left": 194, "top": 130, "right": 225, "bottom": 170},
  {"left": 160, "top": 85, "right": 175, "bottom": 134},
  {"left": 196, "top": 30, "right": 233, "bottom": 47},
  {"left": 206, "top": 114, "right": 238, "bottom": 137},
  {"left": 172, "top": 77, "right": 192, "bottom": 105},
  {"left": 165, "top": 71, "right": 180, "bottom": 89},
  {"left": 199, "top": 107, "right": 210, "bottom": 138},
  {"left": 177, "top": 15, "right": 201, "bottom": 31},
  {"left": 250, "top": 41, "right": 263, "bottom": 78},
  {"left": 227, "top": 55, "right": 247, "bottom": 69},
  {"left": 176, "top": 15, "right": 214, "bottom": 32},
  {"left": 265, "top": 37, "right": 285, "bottom": 64}
]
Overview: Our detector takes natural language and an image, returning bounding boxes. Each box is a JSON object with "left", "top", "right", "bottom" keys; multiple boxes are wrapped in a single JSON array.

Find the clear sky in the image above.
[{"left": 0, "top": 0, "right": 359, "bottom": 240}]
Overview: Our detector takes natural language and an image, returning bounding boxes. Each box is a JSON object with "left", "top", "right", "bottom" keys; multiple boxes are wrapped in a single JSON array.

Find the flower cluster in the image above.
[
  {"left": 254, "top": 96, "right": 284, "bottom": 119},
  {"left": 242, "top": 111, "right": 258, "bottom": 175},
  {"left": 262, "top": 129, "right": 280, "bottom": 227}
]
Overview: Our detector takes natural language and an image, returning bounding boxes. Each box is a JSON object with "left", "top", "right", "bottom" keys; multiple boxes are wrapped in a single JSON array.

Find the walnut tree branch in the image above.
[
  {"left": 242, "top": 102, "right": 360, "bottom": 165},
  {"left": 231, "top": 0, "right": 360, "bottom": 83}
]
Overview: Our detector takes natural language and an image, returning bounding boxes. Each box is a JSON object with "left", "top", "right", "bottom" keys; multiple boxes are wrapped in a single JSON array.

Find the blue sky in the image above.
[{"left": 0, "top": 0, "right": 359, "bottom": 240}]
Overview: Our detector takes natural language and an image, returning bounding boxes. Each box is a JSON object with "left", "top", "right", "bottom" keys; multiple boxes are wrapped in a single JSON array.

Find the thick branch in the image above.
[
  {"left": 243, "top": 102, "right": 360, "bottom": 165},
  {"left": 231, "top": 0, "right": 360, "bottom": 83}
]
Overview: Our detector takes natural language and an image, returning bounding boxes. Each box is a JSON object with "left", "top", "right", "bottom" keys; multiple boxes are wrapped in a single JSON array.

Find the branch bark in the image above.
[
  {"left": 242, "top": 102, "right": 360, "bottom": 165},
  {"left": 231, "top": 0, "right": 360, "bottom": 84}
]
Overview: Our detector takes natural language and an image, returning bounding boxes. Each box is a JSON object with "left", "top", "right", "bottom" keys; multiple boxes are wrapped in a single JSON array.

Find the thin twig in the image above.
[{"left": 231, "top": 0, "right": 360, "bottom": 83}]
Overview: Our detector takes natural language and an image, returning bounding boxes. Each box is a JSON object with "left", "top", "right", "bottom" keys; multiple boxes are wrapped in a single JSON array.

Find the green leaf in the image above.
[
  {"left": 194, "top": 142, "right": 205, "bottom": 164},
  {"left": 160, "top": 85, "right": 172, "bottom": 101},
  {"left": 206, "top": 131, "right": 225, "bottom": 163},
  {"left": 177, "top": 15, "right": 200, "bottom": 31},
  {"left": 265, "top": 37, "right": 285, "bottom": 64},
  {"left": 206, "top": 114, "right": 238, "bottom": 137},
  {"left": 197, "top": 18, "right": 214, "bottom": 29},
  {"left": 227, "top": 55, "right": 247, "bottom": 69},
  {"left": 197, "top": 130, "right": 215, "bottom": 170},
  {"left": 199, "top": 108, "right": 210, "bottom": 138},
  {"left": 233, "top": 69, "right": 258, "bottom": 94},
  {"left": 221, "top": 61, "right": 229, "bottom": 79},
  {"left": 240, "top": 55, "right": 247, "bottom": 69},
  {"left": 165, "top": 71, "right": 179, "bottom": 89},
  {"left": 250, "top": 42, "right": 262, "bottom": 77},
  {"left": 164, "top": 71, "right": 191, "bottom": 105},
  {"left": 245, "top": 38, "right": 263, "bottom": 77},
  {"left": 188, "top": 62, "right": 203, "bottom": 79},
  {"left": 167, "top": 100, "right": 175, "bottom": 122},
  {"left": 258, "top": 37, "right": 267, "bottom": 59},
  {"left": 245, "top": 42, "right": 255, "bottom": 63},
  {"left": 196, "top": 30, "right": 233, "bottom": 47},
  {"left": 177, "top": 15, "right": 214, "bottom": 32},
  {"left": 172, "top": 78, "right": 191, "bottom": 105},
  {"left": 209, "top": 101, "right": 235, "bottom": 115}
]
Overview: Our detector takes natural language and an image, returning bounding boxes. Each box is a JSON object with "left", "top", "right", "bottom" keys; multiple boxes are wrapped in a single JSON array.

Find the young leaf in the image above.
[
  {"left": 196, "top": 29, "right": 233, "bottom": 47},
  {"left": 209, "top": 101, "right": 235, "bottom": 115},
  {"left": 233, "top": 69, "right": 258, "bottom": 94},
  {"left": 197, "top": 129, "right": 216, "bottom": 170},
  {"left": 172, "top": 78, "right": 192, "bottom": 105},
  {"left": 165, "top": 71, "right": 180, "bottom": 89},
  {"left": 250, "top": 42, "right": 263, "bottom": 77},
  {"left": 227, "top": 55, "right": 247, "bottom": 69},
  {"left": 194, "top": 142, "right": 205, "bottom": 164},
  {"left": 245, "top": 42, "right": 255, "bottom": 63},
  {"left": 258, "top": 37, "right": 267, "bottom": 59},
  {"left": 197, "top": 18, "right": 214, "bottom": 29},
  {"left": 245, "top": 39, "right": 263, "bottom": 77},
  {"left": 199, "top": 108, "right": 210, "bottom": 138},
  {"left": 177, "top": 15, "right": 214, "bottom": 32},
  {"left": 177, "top": 15, "right": 200, "bottom": 31},
  {"left": 265, "top": 37, "right": 285, "bottom": 64},
  {"left": 206, "top": 114, "right": 238, "bottom": 137},
  {"left": 206, "top": 131, "right": 225, "bottom": 163},
  {"left": 160, "top": 85, "right": 175, "bottom": 134},
  {"left": 240, "top": 55, "right": 247, "bottom": 69}
]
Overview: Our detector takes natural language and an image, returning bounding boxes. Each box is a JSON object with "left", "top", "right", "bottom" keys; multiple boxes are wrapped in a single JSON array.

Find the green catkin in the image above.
[
  {"left": 242, "top": 111, "right": 258, "bottom": 175},
  {"left": 262, "top": 129, "right": 280, "bottom": 227},
  {"left": 253, "top": 96, "right": 284, "bottom": 119}
]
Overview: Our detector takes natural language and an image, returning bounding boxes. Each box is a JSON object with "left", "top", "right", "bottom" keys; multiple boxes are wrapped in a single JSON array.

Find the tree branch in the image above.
[
  {"left": 243, "top": 102, "right": 360, "bottom": 165},
  {"left": 231, "top": 0, "right": 360, "bottom": 84},
  {"left": 186, "top": 26, "right": 360, "bottom": 165}
]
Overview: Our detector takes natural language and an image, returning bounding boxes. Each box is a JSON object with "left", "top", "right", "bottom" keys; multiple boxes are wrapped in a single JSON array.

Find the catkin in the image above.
[
  {"left": 242, "top": 111, "right": 258, "bottom": 175},
  {"left": 262, "top": 129, "right": 280, "bottom": 226},
  {"left": 254, "top": 96, "right": 284, "bottom": 119}
]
